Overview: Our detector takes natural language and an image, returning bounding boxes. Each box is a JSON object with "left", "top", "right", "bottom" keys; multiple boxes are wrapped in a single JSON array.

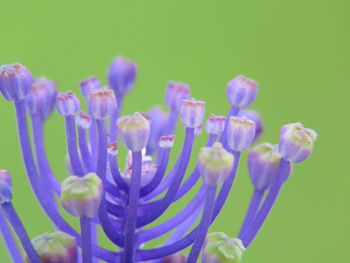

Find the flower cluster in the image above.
[{"left": 0, "top": 58, "right": 317, "bottom": 263}]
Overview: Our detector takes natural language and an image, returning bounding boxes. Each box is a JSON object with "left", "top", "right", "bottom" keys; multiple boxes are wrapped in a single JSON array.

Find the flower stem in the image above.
[{"left": 80, "top": 217, "right": 92, "bottom": 263}]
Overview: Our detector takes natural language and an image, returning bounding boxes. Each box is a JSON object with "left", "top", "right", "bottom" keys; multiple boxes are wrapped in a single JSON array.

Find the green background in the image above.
[{"left": 0, "top": 0, "right": 349, "bottom": 262}]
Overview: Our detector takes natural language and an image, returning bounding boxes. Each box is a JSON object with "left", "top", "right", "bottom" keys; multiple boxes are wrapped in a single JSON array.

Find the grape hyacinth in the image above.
[{"left": 0, "top": 58, "right": 317, "bottom": 263}]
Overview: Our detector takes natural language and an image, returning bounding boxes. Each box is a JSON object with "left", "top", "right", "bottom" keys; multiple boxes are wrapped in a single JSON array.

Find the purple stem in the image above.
[
  {"left": 137, "top": 185, "right": 206, "bottom": 244},
  {"left": 78, "top": 127, "right": 94, "bottom": 172},
  {"left": 136, "top": 152, "right": 241, "bottom": 261},
  {"left": 65, "top": 116, "right": 84, "bottom": 176},
  {"left": 136, "top": 128, "right": 195, "bottom": 227},
  {"left": 109, "top": 155, "right": 129, "bottom": 191},
  {"left": 162, "top": 108, "right": 178, "bottom": 136},
  {"left": 14, "top": 100, "right": 117, "bottom": 261},
  {"left": 238, "top": 189, "right": 264, "bottom": 237},
  {"left": 89, "top": 120, "right": 98, "bottom": 171},
  {"left": 1, "top": 202, "right": 40, "bottom": 263},
  {"left": 109, "top": 95, "right": 123, "bottom": 142},
  {"left": 122, "top": 151, "right": 142, "bottom": 262},
  {"left": 80, "top": 217, "right": 92, "bottom": 263},
  {"left": 0, "top": 209, "right": 23, "bottom": 263},
  {"left": 96, "top": 119, "right": 124, "bottom": 247},
  {"left": 187, "top": 185, "right": 217, "bottom": 263},
  {"left": 219, "top": 106, "right": 239, "bottom": 147},
  {"left": 139, "top": 148, "right": 171, "bottom": 197},
  {"left": 240, "top": 159, "right": 291, "bottom": 247}
]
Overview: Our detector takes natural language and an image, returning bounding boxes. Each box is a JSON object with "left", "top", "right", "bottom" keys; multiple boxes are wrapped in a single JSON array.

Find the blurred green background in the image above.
[{"left": 0, "top": 0, "right": 349, "bottom": 262}]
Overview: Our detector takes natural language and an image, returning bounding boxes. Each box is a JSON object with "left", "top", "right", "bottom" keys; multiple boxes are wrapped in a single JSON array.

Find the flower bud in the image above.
[
  {"left": 0, "top": 63, "right": 33, "bottom": 101},
  {"left": 108, "top": 142, "right": 118, "bottom": 156},
  {"left": 80, "top": 76, "right": 101, "bottom": 97},
  {"left": 117, "top": 112, "right": 150, "bottom": 152},
  {"left": 87, "top": 88, "right": 117, "bottom": 120},
  {"left": 279, "top": 123, "right": 317, "bottom": 163},
  {"left": 195, "top": 124, "right": 203, "bottom": 136},
  {"left": 108, "top": 56, "right": 137, "bottom": 96},
  {"left": 198, "top": 143, "right": 234, "bottom": 186},
  {"left": 75, "top": 111, "right": 92, "bottom": 129},
  {"left": 227, "top": 116, "right": 255, "bottom": 152},
  {"left": 180, "top": 99, "right": 205, "bottom": 128},
  {"left": 206, "top": 114, "right": 226, "bottom": 135},
  {"left": 238, "top": 109, "right": 263, "bottom": 142},
  {"left": 147, "top": 106, "right": 168, "bottom": 153},
  {"left": 160, "top": 253, "right": 187, "bottom": 263},
  {"left": 159, "top": 135, "right": 175, "bottom": 148},
  {"left": 25, "top": 232, "right": 77, "bottom": 263},
  {"left": 26, "top": 77, "right": 58, "bottom": 119},
  {"left": 248, "top": 143, "right": 281, "bottom": 190},
  {"left": 61, "top": 173, "right": 103, "bottom": 218},
  {"left": 202, "top": 232, "right": 245, "bottom": 263},
  {"left": 226, "top": 75, "right": 258, "bottom": 108},
  {"left": 56, "top": 91, "right": 80, "bottom": 116},
  {"left": 165, "top": 81, "right": 190, "bottom": 111},
  {"left": 0, "top": 170, "right": 12, "bottom": 204}
]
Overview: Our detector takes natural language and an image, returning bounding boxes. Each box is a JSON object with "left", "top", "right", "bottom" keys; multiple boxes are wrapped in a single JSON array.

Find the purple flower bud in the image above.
[
  {"left": 226, "top": 75, "right": 258, "bottom": 108},
  {"left": 227, "top": 116, "right": 256, "bottom": 152},
  {"left": 279, "top": 123, "right": 317, "bottom": 163},
  {"left": 26, "top": 232, "right": 77, "bottom": 263},
  {"left": 56, "top": 91, "right": 80, "bottom": 116},
  {"left": 160, "top": 253, "right": 187, "bottom": 263},
  {"left": 0, "top": 63, "right": 33, "bottom": 101},
  {"left": 238, "top": 109, "right": 263, "bottom": 142},
  {"left": 61, "top": 173, "right": 103, "bottom": 218},
  {"left": 180, "top": 99, "right": 205, "bottom": 128},
  {"left": 159, "top": 135, "right": 175, "bottom": 148},
  {"left": 75, "top": 111, "right": 92, "bottom": 129},
  {"left": 80, "top": 76, "right": 101, "bottom": 97},
  {"left": 206, "top": 114, "right": 226, "bottom": 135},
  {"left": 165, "top": 81, "right": 190, "bottom": 111},
  {"left": 108, "top": 56, "right": 137, "bottom": 96},
  {"left": 0, "top": 170, "right": 12, "bottom": 204},
  {"left": 195, "top": 124, "right": 203, "bottom": 136},
  {"left": 26, "top": 77, "right": 58, "bottom": 119},
  {"left": 202, "top": 232, "right": 245, "bottom": 263},
  {"left": 198, "top": 143, "right": 234, "bottom": 186},
  {"left": 117, "top": 112, "right": 150, "bottom": 152},
  {"left": 147, "top": 106, "right": 169, "bottom": 153},
  {"left": 108, "top": 142, "right": 118, "bottom": 156},
  {"left": 248, "top": 143, "right": 281, "bottom": 190},
  {"left": 87, "top": 88, "right": 117, "bottom": 120}
]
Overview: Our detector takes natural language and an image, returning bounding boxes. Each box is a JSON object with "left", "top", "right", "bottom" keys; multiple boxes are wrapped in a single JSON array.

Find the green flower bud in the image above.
[
  {"left": 202, "top": 232, "right": 245, "bottom": 263},
  {"left": 61, "top": 173, "right": 103, "bottom": 218},
  {"left": 25, "top": 232, "right": 77, "bottom": 263}
]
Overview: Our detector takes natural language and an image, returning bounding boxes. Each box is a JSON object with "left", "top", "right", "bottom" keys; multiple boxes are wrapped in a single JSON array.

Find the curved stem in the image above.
[
  {"left": 65, "top": 116, "right": 84, "bottom": 176},
  {"left": 78, "top": 127, "right": 93, "bottom": 172},
  {"left": 240, "top": 159, "right": 291, "bottom": 247},
  {"left": 80, "top": 217, "right": 92, "bottom": 263},
  {"left": 187, "top": 185, "right": 217, "bottom": 263},
  {"left": 109, "top": 155, "right": 129, "bottom": 191},
  {"left": 122, "top": 151, "right": 142, "bottom": 262},
  {"left": 1, "top": 202, "right": 40, "bottom": 263},
  {"left": 162, "top": 108, "right": 178, "bottom": 136},
  {"left": 238, "top": 189, "right": 264, "bottom": 237},
  {"left": 0, "top": 208, "right": 24, "bottom": 263}
]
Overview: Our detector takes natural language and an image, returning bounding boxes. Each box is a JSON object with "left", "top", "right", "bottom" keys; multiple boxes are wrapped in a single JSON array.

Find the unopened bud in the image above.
[
  {"left": 226, "top": 75, "right": 258, "bottom": 108},
  {"left": 180, "top": 99, "right": 205, "bottom": 128},
  {"left": 26, "top": 77, "right": 58, "bottom": 119},
  {"left": 248, "top": 143, "right": 281, "bottom": 190},
  {"left": 108, "top": 142, "right": 118, "bottom": 156},
  {"left": 61, "top": 173, "right": 103, "bottom": 218},
  {"left": 0, "top": 170, "right": 12, "bottom": 204},
  {"left": 56, "top": 91, "right": 80, "bottom": 116},
  {"left": 87, "top": 88, "right": 117, "bottom": 119},
  {"left": 227, "top": 116, "right": 255, "bottom": 152},
  {"left": 75, "top": 111, "right": 92, "bottom": 129},
  {"left": 202, "top": 232, "right": 245, "bottom": 263},
  {"left": 206, "top": 114, "right": 226, "bottom": 135},
  {"left": 80, "top": 76, "right": 101, "bottom": 97},
  {"left": 198, "top": 143, "right": 234, "bottom": 186},
  {"left": 238, "top": 110, "right": 263, "bottom": 142},
  {"left": 0, "top": 63, "right": 33, "bottom": 101},
  {"left": 26, "top": 232, "right": 77, "bottom": 263},
  {"left": 165, "top": 81, "right": 190, "bottom": 111},
  {"left": 117, "top": 112, "right": 150, "bottom": 152},
  {"left": 159, "top": 135, "right": 175, "bottom": 148},
  {"left": 279, "top": 123, "right": 317, "bottom": 163},
  {"left": 108, "top": 56, "right": 137, "bottom": 96}
]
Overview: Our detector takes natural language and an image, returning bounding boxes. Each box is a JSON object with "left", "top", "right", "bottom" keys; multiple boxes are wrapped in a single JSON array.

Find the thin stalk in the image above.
[{"left": 80, "top": 217, "right": 92, "bottom": 263}]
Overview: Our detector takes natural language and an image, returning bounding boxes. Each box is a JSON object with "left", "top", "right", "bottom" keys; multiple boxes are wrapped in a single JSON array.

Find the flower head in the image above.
[
  {"left": 227, "top": 116, "right": 256, "bottom": 152},
  {"left": 87, "top": 88, "right": 117, "bottom": 119},
  {"left": 226, "top": 75, "right": 258, "bottom": 108},
  {"left": 56, "top": 91, "right": 80, "bottom": 116},
  {"left": 166, "top": 81, "right": 190, "bottom": 111},
  {"left": 180, "top": 98, "right": 205, "bottom": 129},
  {"left": 80, "top": 76, "right": 101, "bottom": 97}
]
